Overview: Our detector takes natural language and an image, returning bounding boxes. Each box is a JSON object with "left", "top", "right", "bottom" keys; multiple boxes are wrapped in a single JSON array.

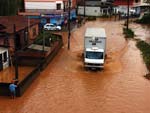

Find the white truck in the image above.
[{"left": 84, "top": 27, "right": 106, "bottom": 69}]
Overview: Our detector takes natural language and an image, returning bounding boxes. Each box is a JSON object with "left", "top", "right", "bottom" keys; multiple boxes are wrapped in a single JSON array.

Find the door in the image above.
[{"left": 3, "top": 51, "right": 9, "bottom": 69}]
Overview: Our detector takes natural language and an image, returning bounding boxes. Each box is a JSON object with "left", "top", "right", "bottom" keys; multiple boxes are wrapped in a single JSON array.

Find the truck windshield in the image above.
[{"left": 86, "top": 51, "right": 103, "bottom": 59}]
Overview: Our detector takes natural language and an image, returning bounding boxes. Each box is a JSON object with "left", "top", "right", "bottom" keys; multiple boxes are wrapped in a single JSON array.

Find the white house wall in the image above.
[
  {"left": 117, "top": 6, "right": 128, "bottom": 14},
  {"left": 25, "top": 2, "right": 64, "bottom": 10},
  {"left": 78, "top": 6, "right": 101, "bottom": 16}
]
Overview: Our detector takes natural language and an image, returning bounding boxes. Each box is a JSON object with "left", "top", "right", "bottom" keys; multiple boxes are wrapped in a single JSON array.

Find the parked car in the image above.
[{"left": 43, "top": 23, "right": 61, "bottom": 30}]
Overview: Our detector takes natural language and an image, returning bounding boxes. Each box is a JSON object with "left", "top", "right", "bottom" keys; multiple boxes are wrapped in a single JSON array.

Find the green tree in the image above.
[{"left": 0, "top": 0, "right": 24, "bottom": 16}]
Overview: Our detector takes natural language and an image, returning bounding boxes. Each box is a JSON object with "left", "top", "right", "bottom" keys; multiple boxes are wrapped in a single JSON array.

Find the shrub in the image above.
[
  {"left": 136, "top": 40, "right": 150, "bottom": 67},
  {"left": 144, "top": 73, "right": 150, "bottom": 80},
  {"left": 136, "top": 13, "right": 150, "bottom": 24},
  {"left": 123, "top": 28, "right": 134, "bottom": 38}
]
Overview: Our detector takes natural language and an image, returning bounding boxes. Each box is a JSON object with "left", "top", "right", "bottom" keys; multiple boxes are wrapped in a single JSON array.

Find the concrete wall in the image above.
[
  {"left": 25, "top": 1, "right": 64, "bottom": 10},
  {"left": 78, "top": 6, "right": 101, "bottom": 16},
  {"left": 77, "top": 6, "right": 111, "bottom": 16}
]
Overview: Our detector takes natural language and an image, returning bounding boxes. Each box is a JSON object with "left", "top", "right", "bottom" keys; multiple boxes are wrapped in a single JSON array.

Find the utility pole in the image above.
[
  {"left": 43, "top": 29, "right": 45, "bottom": 52},
  {"left": 126, "top": 0, "right": 130, "bottom": 30},
  {"left": 68, "top": 0, "right": 71, "bottom": 50},
  {"left": 13, "top": 24, "right": 18, "bottom": 80},
  {"left": 28, "top": 16, "right": 30, "bottom": 40},
  {"left": 84, "top": 0, "right": 85, "bottom": 17}
]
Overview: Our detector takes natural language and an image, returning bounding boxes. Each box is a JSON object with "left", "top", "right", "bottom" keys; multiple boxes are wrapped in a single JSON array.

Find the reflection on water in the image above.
[{"left": 0, "top": 19, "right": 150, "bottom": 113}]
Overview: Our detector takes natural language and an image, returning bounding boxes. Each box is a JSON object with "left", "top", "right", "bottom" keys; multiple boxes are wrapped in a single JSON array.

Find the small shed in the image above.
[{"left": 0, "top": 16, "right": 40, "bottom": 55}]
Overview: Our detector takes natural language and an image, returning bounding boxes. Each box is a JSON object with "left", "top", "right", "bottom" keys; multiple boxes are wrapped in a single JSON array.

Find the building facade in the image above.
[
  {"left": 25, "top": 0, "right": 67, "bottom": 13},
  {"left": 23, "top": 0, "right": 77, "bottom": 26},
  {"left": 133, "top": 0, "right": 150, "bottom": 13},
  {"left": 113, "top": 0, "right": 134, "bottom": 14},
  {"left": 77, "top": 0, "right": 114, "bottom": 16},
  {"left": 114, "top": 0, "right": 150, "bottom": 14}
]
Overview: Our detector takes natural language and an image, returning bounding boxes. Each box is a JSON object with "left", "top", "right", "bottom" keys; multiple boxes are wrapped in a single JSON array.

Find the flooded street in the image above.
[
  {"left": 0, "top": 19, "right": 150, "bottom": 113},
  {"left": 130, "top": 23, "right": 150, "bottom": 43}
]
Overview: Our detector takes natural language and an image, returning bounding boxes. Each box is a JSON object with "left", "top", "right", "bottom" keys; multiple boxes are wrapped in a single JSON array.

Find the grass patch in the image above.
[
  {"left": 136, "top": 40, "right": 150, "bottom": 68},
  {"left": 136, "top": 40, "right": 150, "bottom": 80},
  {"left": 123, "top": 28, "right": 134, "bottom": 39}
]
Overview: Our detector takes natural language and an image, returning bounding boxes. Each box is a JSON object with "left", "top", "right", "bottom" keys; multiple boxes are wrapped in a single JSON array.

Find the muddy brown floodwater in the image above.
[
  {"left": 130, "top": 23, "right": 150, "bottom": 43},
  {"left": 0, "top": 19, "right": 150, "bottom": 113}
]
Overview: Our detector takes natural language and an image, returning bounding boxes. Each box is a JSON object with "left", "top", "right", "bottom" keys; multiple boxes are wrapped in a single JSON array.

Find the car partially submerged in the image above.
[{"left": 44, "top": 23, "right": 61, "bottom": 30}]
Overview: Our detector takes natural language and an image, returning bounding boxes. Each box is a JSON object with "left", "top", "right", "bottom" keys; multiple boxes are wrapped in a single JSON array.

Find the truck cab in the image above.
[{"left": 84, "top": 47, "right": 104, "bottom": 68}]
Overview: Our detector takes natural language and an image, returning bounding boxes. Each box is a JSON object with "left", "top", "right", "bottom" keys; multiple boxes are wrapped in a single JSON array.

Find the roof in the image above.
[
  {"left": 85, "top": 1, "right": 113, "bottom": 6},
  {"left": 85, "top": 28, "right": 106, "bottom": 38},
  {"left": 0, "top": 16, "right": 40, "bottom": 34},
  {"left": 113, "top": 0, "right": 134, "bottom": 6},
  {"left": 18, "top": 12, "right": 41, "bottom": 16}
]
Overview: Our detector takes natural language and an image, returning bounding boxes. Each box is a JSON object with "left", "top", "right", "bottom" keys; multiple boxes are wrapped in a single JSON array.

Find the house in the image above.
[
  {"left": 113, "top": 0, "right": 134, "bottom": 14},
  {"left": 77, "top": 0, "right": 114, "bottom": 16},
  {"left": 24, "top": 0, "right": 78, "bottom": 12},
  {"left": 21, "top": 0, "right": 77, "bottom": 25},
  {"left": 0, "top": 16, "right": 40, "bottom": 55},
  {"left": 113, "top": 0, "right": 150, "bottom": 14},
  {"left": 132, "top": 0, "right": 150, "bottom": 14},
  {"left": 25, "top": 0, "right": 67, "bottom": 13}
]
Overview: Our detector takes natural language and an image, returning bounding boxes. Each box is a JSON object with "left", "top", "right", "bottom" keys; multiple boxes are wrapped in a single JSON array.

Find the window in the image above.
[
  {"left": 56, "top": 3, "right": 61, "bottom": 10},
  {"left": 3, "top": 52, "right": 7, "bottom": 63},
  {"left": 92, "top": 42, "right": 96, "bottom": 45},
  {"left": 86, "top": 52, "right": 103, "bottom": 59}
]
